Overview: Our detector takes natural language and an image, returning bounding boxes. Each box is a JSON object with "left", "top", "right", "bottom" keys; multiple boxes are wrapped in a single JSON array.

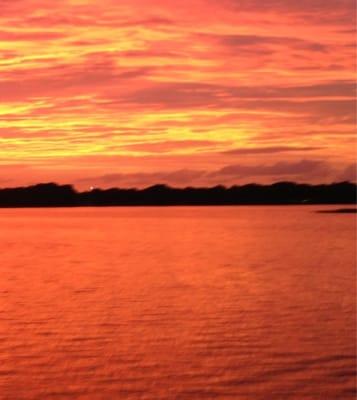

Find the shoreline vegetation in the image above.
[
  {"left": 317, "top": 208, "right": 357, "bottom": 213},
  {"left": 0, "top": 181, "right": 355, "bottom": 207}
]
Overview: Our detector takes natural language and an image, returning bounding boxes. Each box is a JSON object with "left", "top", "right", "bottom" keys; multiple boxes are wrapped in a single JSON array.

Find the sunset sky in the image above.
[{"left": 0, "top": 0, "right": 355, "bottom": 188}]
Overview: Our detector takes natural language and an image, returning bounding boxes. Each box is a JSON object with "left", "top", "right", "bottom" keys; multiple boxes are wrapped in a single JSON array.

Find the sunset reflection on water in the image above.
[{"left": 0, "top": 206, "right": 355, "bottom": 399}]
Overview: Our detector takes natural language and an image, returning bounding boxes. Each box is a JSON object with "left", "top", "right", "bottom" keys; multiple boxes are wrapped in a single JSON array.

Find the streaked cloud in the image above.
[
  {"left": 75, "top": 158, "right": 348, "bottom": 189},
  {"left": 222, "top": 146, "right": 322, "bottom": 155},
  {"left": 0, "top": 0, "right": 354, "bottom": 187}
]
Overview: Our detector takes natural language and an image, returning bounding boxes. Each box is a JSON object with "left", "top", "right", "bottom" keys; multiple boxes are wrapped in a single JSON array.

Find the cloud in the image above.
[
  {"left": 124, "top": 80, "right": 355, "bottom": 109},
  {"left": 0, "top": 0, "right": 354, "bottom": 186},
  {"left": 77, "top": 169, "right": 207, "bottom": 188},
  {"left": 0, "top": 59, "right": 151, "bottom": 102},
  {"left": 223, "top": 146, "right": 322, "bottom": 155},
  {"left": 0, "top": 30, "right": 66, "bottom": 41},
  {"left": 120, "top": 139, "right": 231, "bottom": 153},
  {"left": 213, "top": 160, "right": 331, "bottom": 178},
  {"left": 75, "top": 159, "right": 337, "bottom": 188},
  {"left": 221, "top": 0, "right": 355, "bottom": 22},
  {"left": 203, "top": 32, "right": 328, "bottom": 53},
  {"left": 336, "top": 164, "right": 357, "bottom": 182},
  {"left": 121, "top": 81, "right": 355, "bottom": 131}
]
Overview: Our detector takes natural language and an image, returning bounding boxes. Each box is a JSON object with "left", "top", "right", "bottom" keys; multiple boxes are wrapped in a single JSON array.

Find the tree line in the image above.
[{"left": 0, "top": 181, "right": 355, "bottom": 207}]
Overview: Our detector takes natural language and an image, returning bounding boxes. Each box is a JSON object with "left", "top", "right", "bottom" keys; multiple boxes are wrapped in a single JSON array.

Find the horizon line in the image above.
[
  {"left": 0, "top": 180, "right": 357, "bottom": 192},
  {"left": 0, "top": 180, "right": 356, "bottom": 193}
]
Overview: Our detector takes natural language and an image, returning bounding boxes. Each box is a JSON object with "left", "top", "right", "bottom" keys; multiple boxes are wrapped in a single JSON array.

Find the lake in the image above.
[{"left": 0, "top": 206, "right": 355, "bottom": 399}]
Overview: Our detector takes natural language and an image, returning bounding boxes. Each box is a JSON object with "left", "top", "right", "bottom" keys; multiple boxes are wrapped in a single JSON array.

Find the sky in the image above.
[{"left": 0, "top": 0, "right": 355, "bottom": 189}]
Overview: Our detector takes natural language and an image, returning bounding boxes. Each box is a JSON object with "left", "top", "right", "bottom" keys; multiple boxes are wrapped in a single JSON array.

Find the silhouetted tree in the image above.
[{"left": 0, "top": 181, "right": 355, "bottom": 207}]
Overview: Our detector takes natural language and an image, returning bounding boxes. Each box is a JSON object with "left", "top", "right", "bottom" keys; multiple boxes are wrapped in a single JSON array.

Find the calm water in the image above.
[{"left": 0, "top": 206, "right": 355, "bottom": 399}]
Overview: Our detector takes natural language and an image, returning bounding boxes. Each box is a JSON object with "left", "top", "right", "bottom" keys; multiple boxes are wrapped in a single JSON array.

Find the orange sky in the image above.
[{"left": 0, "top": 0, "right": 355, "bottom": 188}]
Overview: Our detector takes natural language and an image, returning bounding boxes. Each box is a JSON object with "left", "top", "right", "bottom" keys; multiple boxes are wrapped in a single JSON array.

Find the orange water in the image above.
[{"left": 0, "top": 206, "right": 355, "bottom": 399}]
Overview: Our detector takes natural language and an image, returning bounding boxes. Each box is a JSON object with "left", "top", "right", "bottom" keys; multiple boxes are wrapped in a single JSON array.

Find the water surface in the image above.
[{"left": 0, "top": 206, "right": 355, "bottom": 399}]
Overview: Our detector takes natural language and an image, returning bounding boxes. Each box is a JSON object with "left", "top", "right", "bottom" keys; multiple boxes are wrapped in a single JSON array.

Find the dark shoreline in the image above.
[
  {"left": 316, "top": 208, "right": 357, "bottom": 214},
  {"left": 0, "top": 181, "right": 355, "bottom": 208},
  {"left": 0, "top": 203, "right": 356, "bottom": 209}
]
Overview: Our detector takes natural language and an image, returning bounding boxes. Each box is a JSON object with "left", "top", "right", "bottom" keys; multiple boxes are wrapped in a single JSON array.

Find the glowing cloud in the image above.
[{"left": 0, "top": 0, "right": 355, "bottom": 187}]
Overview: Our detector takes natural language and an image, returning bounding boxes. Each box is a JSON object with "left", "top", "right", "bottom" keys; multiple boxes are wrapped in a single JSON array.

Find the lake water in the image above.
[{"left": 0, "top": 206, "right": 355, "bottom": 399}]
